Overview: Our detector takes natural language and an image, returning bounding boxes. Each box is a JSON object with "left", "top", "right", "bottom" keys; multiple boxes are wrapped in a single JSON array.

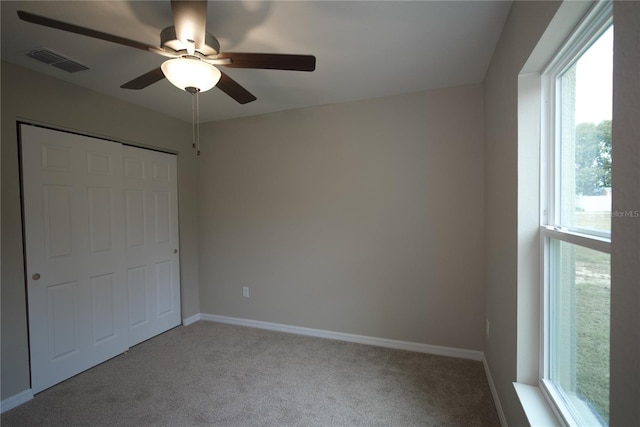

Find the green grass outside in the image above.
[
  {"left": 575, "top": 211, "right": 611, "bottom": 233},
  {"left": 574, "top": 212, "right": 610, "bottom": 424}
]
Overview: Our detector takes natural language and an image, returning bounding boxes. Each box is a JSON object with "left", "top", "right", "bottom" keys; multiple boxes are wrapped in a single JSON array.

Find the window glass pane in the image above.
[
  {"left": 549, "top": 239, "right": 610, "bottom": 425},
  {"left": 558, "top": 26, "right": 612, "bottom": 233}
]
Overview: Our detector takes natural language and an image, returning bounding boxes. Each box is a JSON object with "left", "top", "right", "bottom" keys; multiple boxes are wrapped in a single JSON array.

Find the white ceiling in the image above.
[{"left": 1, "top": 1, "right": 512, "bottom": 123}]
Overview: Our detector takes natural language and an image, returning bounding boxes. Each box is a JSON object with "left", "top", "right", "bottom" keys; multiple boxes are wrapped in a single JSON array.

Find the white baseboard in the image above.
[
  {"left": 1, "top": 389, "right": 33, "bottom": 414},
  {"left": 199, "top": 313, "right": 484, "bottom": 361},
  {"left": 483, "top": 356, "right": 508, "bottom": 427},
  {"left": 182, "top": 313, "right": 201, "bottom": 326}
]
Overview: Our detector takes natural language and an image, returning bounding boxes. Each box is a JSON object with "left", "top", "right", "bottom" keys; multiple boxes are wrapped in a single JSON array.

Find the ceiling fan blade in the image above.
[
  {"left": 17, "top": 11, "right": 161, "bottom": 54},
  {"left": 121, "top": 67, "right": 166, "bottom": 90},
  {"left": 216, "top": 72, "right": 257, "bottom": 104},
  {"left": 170, "top": 0, "right": 207, "bottom": 52},
  {"left": 217, "top": 53, "right": 316, "bottom": 72}
]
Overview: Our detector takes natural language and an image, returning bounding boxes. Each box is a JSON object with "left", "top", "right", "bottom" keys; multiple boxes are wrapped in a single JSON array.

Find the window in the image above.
[{"left": 541, "top": 3, "right": 612, "bottom": 426}]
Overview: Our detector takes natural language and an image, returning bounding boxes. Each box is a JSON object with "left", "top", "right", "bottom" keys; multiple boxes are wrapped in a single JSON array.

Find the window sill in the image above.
[{"left": 513, "top": 382, "right": 562, "bottom": 427}]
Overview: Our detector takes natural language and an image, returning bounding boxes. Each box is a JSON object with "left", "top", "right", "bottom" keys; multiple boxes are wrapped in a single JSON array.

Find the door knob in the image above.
[
  {"left": 32, "top": 273, "right": 41, "bottom": 280},
  {"left": 173, "top": 249, "right": 178, "bottom": 254}
]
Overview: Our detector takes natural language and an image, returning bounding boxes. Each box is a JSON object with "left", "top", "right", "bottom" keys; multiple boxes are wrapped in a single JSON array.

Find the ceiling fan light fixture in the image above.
[{"left": 161, "top": 57, "right": 221, "bottom": 93}]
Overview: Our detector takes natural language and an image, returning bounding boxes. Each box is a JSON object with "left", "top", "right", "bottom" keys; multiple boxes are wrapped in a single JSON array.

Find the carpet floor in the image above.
[{"left": 1, "top": 321, "right": 500, "bottom": 426}]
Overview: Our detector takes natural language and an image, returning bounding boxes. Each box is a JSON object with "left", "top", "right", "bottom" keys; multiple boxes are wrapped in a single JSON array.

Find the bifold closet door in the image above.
[
  {"left": 21, "top": 125, "right": 181, "bottom": 393},
  {"left": 123, "top": 146, "right": 181, "bottom": 347},
  {"left": 21, "top": 124, "right": 128, "bottom": 393}
]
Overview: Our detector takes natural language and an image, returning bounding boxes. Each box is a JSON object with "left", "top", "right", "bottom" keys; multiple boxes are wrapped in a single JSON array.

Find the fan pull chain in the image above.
[
  {"left": 188, "top": 88, "right": 202, "bottom": 156},
  {"left": 196, "top": 89, "right": 201, "bottom": 156},
  {"left": 191, "top": 91, "right": 196, "bottom": 150}
]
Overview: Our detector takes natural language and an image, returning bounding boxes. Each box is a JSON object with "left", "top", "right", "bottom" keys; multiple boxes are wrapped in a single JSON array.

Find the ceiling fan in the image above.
[{"left": 17, "top": 0, "right": 316, "bottom": 104}]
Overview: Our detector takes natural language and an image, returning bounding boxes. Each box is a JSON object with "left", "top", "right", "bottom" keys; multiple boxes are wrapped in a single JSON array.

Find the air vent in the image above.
[{"left": 26, "top": 47, "right": 89, "bottom": 73}]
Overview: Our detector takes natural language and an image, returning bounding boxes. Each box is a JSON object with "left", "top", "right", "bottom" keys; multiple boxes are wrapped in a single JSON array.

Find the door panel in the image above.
[
  {"left": 90, "top": 273, "right": 116, "bottom": 343},
  {"left": 153, "top": 191, "right": 171, "bottom": 244},
  {"left": 88, "top": 188, "right": 113, "bottom": 253},
  {"left": 123, "top": 146, "right": 180, "bottom": 347},
  {"left": 125, "top": 190, "right": 145, "bottom": 248},
  {"left": 47, "top": 280, "right": 79, "bottom": 360},
  {"left": 127, "top": 266, "right": 148, "bottom": 327},
  {"left": 22, "top": 124, "right": 128, "bottom": 393},
  {"left": 43, "top": 185, "right": 74, "bottom": 258},
  {"left": 155, "top": 260, "right": 173, "bottom": 316}
]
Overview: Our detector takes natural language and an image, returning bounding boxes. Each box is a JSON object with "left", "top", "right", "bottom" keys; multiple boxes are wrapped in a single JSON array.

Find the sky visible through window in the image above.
[{"left": 575, "top": 26, "right": 613, "bottom": 125}]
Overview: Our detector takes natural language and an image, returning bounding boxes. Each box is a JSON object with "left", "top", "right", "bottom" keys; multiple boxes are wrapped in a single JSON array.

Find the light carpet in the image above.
[{"left": 1, "top": 321, "right": 500, "bottom": 426}]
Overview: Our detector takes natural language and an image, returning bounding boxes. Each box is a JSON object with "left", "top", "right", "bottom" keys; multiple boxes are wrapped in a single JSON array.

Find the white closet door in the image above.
[
  {"left": 123, "top": 146, "right": 181, "bottom": 346},
  {"left": 21, "top": 125, "right": 128, "bottom": 393}
]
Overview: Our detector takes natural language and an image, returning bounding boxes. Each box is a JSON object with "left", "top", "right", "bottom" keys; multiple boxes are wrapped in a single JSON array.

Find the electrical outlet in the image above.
[
  {"left": 243, "top": 286, "right": 249, "bottom": 298},
  {"left": 486, "top": 319, "right": 490, "bottom": 337}
]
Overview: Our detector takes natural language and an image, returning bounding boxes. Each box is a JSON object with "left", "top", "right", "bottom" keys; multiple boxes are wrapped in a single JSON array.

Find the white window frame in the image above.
[{"left": 539, "top": 2, "right": 613, "bottom": 426}]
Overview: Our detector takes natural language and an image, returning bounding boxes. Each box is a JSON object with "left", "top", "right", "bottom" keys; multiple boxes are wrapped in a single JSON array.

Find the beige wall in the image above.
[
  {"left": 198, "top": 85, "right": 486, "bottom": 351},
  {"left": 483, "top": 1, "right": 561, "bottom": 425},
  {"left": 5, "top": 2, "right": 637, "bottom": 421},
  {"left": 1, "top": 62, "right": 200, "bottom": 400},
  {"left": 610, "top": 2, "right": 640, "bottom": 424}
]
